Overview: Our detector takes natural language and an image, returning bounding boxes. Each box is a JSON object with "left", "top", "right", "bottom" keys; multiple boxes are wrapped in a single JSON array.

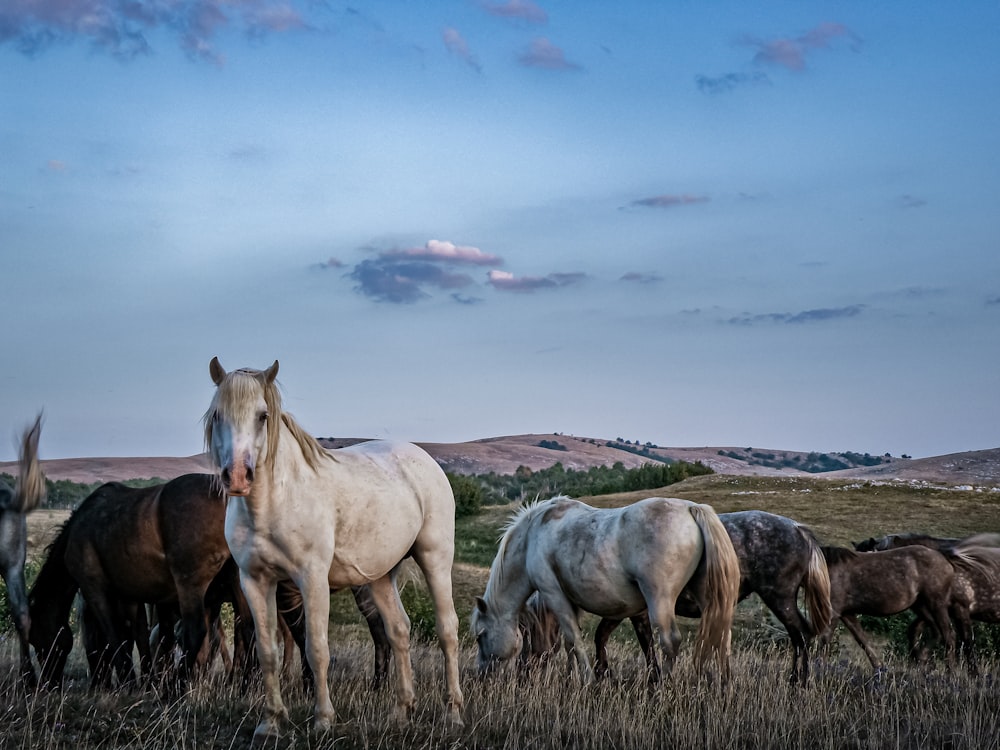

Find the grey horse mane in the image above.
[{"left": 486, "top": 495, "right": 569, "bottom": 603}]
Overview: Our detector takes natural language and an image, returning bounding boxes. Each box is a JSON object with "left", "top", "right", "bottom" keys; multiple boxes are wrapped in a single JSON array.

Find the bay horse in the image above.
[
  {"left": 471, "top": 495, "right": 741, "bottom": 681},
  {"left": 0, "top": 414, "right": 46, "bottom": 689},
  {"left": 818, "top": 545, "right": 957, "bottom": 670},
  {"left": 578, "top": 510, "right": 832, "bottom": 685},
  {"left": 854, "top": 532, "right": 1000, "bottom": 673},
  {"left": 28, "top": 472, "right": 390, "bottom": 691},
  {"left": 204, "top": 358, "right": 463, "bottom": 743}
]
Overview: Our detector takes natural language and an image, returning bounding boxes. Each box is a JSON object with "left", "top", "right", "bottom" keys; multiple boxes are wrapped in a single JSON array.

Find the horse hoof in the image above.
[
  {"left": 313, "top": 714, "right": 335, "bottom": 735},
  {"left": 251, "top": 721, "right": 284, "bottom": 749}
]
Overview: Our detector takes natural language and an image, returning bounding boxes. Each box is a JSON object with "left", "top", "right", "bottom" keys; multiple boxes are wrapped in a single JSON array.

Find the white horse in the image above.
[
  {"left": 471, "top": 495, "right": 740, "bottom": 680},
  {"left": 204, "top": 358, "right": 463, "bottom": 744}
]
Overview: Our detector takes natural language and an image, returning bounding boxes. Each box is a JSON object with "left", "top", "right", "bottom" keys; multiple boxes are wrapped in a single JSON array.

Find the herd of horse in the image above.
[{"left": 2, "top": 359, "right": 998, "bottom": 745}]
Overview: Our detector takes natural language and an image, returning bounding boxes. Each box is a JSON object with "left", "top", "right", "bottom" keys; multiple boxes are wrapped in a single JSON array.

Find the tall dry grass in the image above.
[{"left": 2, "top": 632, "right": 999, "bottom": 750}]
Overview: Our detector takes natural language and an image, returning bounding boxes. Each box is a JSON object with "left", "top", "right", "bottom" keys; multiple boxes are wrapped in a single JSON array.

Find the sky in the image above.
[{"left": 2, "top": 1, "right": 999, "bottom": 462}]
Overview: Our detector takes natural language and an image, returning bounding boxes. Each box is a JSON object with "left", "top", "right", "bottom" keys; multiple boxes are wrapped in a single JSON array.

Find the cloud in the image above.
[
  {"left": 313, "top": 257, "right": 345, "bottom": 270},
  {"left": 480, "top": 0, "right": 548, "bottom": 24},
  {"left": 45, "top": 159, "right": 67, "bottom": 172},
  {"left": 899, "top": 194, "right": 927, "bottom": 209},
  {"left": 442, "top": 26, "right": 480, "bottom": 72},
  {"left": 487, "top": 269, "right": 585, "bottom": 292},
  {"left": 727, "top": 305, "right": 865, "bottom": 325},
  {"left": 987, "top": 295, "right": 1000, "bottom": 307},
  {"left": 518, "top": 37, "right": 580, "bottom": 70},
  {"left": 350, "top": 260, "right": 474, "bottom": 304},
  {"left": 0, "top": 0, "right": 308, "bottom": 63},
  {"left": 742, "top": 22, "right": 862, "bottom": 72},
  {"left": 629, "top": 194, "right": 710, "bottom": 209},
  {"left": 620, "top": 272, "right": 663, "bottom": 284},
  {"left": 695, "top": 71, "right": 771, "bottom": 94},
  {"left": 381, "top": 240, "right": 502, "bottom": 266}
]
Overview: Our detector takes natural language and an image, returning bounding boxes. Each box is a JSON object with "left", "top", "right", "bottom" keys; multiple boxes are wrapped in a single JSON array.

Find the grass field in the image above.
[{"left": 4, "top": 474, "right": 1000, "bottom": 749}]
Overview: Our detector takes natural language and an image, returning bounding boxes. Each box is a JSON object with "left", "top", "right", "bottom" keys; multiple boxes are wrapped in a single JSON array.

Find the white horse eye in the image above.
[{"left": 258, "top": 412, "right": 268, "bottom": 423}]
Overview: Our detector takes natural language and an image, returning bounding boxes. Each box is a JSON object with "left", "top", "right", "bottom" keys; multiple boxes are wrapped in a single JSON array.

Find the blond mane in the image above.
[{"left": 204, "top": 367, "right": 331, "bottom": 474}]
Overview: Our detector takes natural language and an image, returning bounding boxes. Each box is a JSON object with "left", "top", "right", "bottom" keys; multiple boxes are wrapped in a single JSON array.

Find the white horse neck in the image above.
[{"left": 484, "top": 508, "right": 540, "bottom": 617}]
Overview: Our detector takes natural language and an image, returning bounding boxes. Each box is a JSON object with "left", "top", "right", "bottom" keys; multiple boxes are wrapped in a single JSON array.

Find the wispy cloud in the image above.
[
  {"left": 628, "top": 194, "right": 710, "bottom": 209},
  {"left": 620, "top": 272, "right": 663, "bottom": 284},
  {"left": 0, "top": 0, "right": 309, "bottom": 63},
  {"left": 742, "top": 22, "right": 862, "bottom": 72},
  {"left": 381, "top": 240, "right": 501, "bottom": 266},
  {"left": 518, "top": 37, "right": 580, "bottom": 70},
  {"left": 728, "top": 305, "right": 865, "bottom": 325},
  {"left": 480, "top": 0, "right": 548, "bottom": 24},
  {"left": 487, "top": 269, "right": 586, "bottom": 292},
  {"left": 987, "top": 295, "right": 1000, "bottom": 307},
  {"left": 442, "top": 27, "right": 480, "bottom": 72},
  {"left": 695, "top": 71, "right": 771, "bottom": 95},
  {"left": 899, "top": 194, "right": 927, "bottom": 209}
]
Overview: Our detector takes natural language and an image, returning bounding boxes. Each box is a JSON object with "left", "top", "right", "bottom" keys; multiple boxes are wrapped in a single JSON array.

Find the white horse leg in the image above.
[
  {"left": 240, "top": 573, "right": 287, "bottom": 745},
  {"left": 298, "top": 573, "right": 336, "bottom": 733},
  {"left": 368, "top": 575, "right": 416, "bottom": 723},
  {"left": 411, "top": 549, "right": 464, "bottom": 726}
]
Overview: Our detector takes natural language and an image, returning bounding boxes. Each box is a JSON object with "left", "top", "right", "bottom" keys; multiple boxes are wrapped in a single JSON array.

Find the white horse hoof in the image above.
[{"left": 250, "top": 722, "right": 283, "bottom": 749}]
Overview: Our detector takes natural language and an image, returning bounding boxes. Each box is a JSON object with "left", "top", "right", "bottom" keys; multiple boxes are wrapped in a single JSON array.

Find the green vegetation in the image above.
[
  {"left": 717, "top": 448, "right": 892, "bottom": 473},
  {"left": 467, "top": 459, "right": 713, "bottom": 505},
  {"left": 0, "top": 473, "right": 167, "bottom": 510}
]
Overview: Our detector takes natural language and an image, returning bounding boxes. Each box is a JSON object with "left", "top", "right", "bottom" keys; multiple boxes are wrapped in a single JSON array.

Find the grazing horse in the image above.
[
  {"left": 204, "top": 358, "right": 463, "bottom": 744},
  {"left": 471, "top": 495, "right": 741, "bottom": 681},
  {"left": 855, "top": 532, "right": 1000, "bottom": 673},
  {"left": 0, "top": 414, "right": 46, "bottom": 689},
  {"left": 580, "top": 510, "right": 832, "bottom": 685},
  {"left": 818, "top": 545, "right": 957, "bottom": 670}
]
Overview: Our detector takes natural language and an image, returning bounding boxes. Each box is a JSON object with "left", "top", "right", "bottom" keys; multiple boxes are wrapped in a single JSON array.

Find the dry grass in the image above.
[{"left": 7, "top": 474, "right": 1000, "bottom": 749}]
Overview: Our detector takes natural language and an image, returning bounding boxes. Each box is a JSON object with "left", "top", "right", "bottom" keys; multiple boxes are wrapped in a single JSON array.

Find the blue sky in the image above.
[{"left": 2, "top": 1, "right": 998, "bottom": 461}]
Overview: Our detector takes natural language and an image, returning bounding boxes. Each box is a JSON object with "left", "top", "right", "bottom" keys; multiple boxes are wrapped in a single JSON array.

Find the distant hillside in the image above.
[{"left": 3, "top": 434, "right": 998, "bottom": 488}]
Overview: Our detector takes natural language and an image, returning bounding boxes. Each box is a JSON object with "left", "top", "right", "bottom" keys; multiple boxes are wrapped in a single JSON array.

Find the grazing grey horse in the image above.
[
  {"left": 0, "top": 414, "right": 46, "bottom": 689},
  {"left": 529, "top": 510, "right": 832, "bottom": 684}
]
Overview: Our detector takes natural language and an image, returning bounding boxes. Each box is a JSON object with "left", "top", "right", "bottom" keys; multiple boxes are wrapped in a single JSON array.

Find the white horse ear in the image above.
[
  {"left": 210, "top": 357, "right": 227, "bottom": 385},
  {"left": 475, "top": 596, "right": 488, "bottom": 614},
  {"left": 265, "top": 360, "right": 279, "bottom": 384}
]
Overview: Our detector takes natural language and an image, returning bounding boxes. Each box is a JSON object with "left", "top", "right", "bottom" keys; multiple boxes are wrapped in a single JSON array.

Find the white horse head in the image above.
[
  {"left": 471, "top": 595, "right": 523, "bottom": 673},
  {"left": 204, "top": 357, "right": 279, "bottom": 496}
]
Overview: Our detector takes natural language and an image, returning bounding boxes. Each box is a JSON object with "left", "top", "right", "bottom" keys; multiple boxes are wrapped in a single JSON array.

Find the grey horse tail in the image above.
[
  {"left": 797, "top": 524, "right": 833, "bottom": 638},
  {"left": 14, "top": 413, "right": 46, "bottom": 514}
]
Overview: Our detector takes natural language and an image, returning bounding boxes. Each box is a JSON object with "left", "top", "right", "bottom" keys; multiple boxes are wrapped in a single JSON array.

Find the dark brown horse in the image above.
[
  {"left": 0, "top": 414, "right": 46, "bottom": 689},
  {"left": 28, "top": 473, "right": 390, "bottom": 690},
  {"left": 854, "top": 532, "right": 1000, "bottom": 673},
  {"left": 819, "top": 545, "right": 957, "bottom": 670},
  {"left": 529, "top": 510, "right": 833, "bottom": 684}
]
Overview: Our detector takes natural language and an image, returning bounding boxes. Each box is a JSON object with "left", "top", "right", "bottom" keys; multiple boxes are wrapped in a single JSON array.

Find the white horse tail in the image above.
[
  {"left": 14, "top": 413, "right": 46, "bottom": 514},
  {"left": 688, "top": 503, "right": 740, "bottom": 675},
  {"left": 796, "top": 524, "right": 833, "bottom": 638}
]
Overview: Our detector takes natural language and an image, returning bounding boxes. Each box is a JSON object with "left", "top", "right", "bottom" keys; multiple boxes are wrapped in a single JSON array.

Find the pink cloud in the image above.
[
  {"left": 0, "top": 0, "right": 308, "bottom": 62},
  {"left": 480, "top": 0, "right": 548, "bottom": 24},
  {"left": 487, "top": 269, "right": 585, "bottom": 292},
  {"left": 382, "top": 240, "right": 503, "bottom": 266},
  {"left": 518, "top": 37, "right": 580, "bottom": 70},
  {"left": 745, "top": 22, "right": 861, "bottom": 72}
]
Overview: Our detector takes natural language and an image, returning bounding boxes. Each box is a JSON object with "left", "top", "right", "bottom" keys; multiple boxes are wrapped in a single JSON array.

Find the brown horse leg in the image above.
[
  {"left": 351, "top": 585, "right": 391, "bottom": 690},
  {"left": 906, "top": 618, "right": 930, "bottom": 663},
  {"left": 839, "top": 615, "right": 884, "bottom": 670},
  {"left": 915, "top": 601, "right": 957, "bottom": 670},
  {"left": 593, "top": 618, "right": 621, "bottom": 680}
]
